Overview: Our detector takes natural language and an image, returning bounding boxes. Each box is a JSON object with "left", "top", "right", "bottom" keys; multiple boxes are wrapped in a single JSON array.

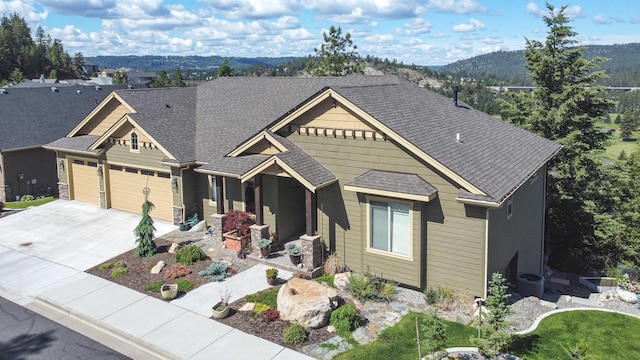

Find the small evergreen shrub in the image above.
[
  {"left": 145, "top": 282, "right": 164, "bottom": 293},
  {"left": 176, "top": 279, "right": 194, "bottom": 292},
  {"left": 164, "top": 264, "right": 191, "bottom": 280},
  {"left": 421, "top": 310, "right": 448, "bottom": 358},
  {"left": 198, "top": 262, "right": 230, "bottom": 282},
  {"left": 174, "top": 245, "right": 205, "bottom": 265},
  {"left": 284, "top": 322, "right": 308, "bottom": 344},
  {"left": 111, "top": 267, "right": 128, "bottom": 278},
  {"left": 98, "top": 262, "right": 114, "bottom": 271},
  {"left": 251, "top": 302, "right": 270, "bottom": 320},
  {"left": 330, "top": 303, "right": 364, "bottom": 337}
]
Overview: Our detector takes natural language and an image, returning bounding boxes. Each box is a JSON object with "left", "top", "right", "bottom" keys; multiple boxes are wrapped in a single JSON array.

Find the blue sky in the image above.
[{"left": 1, "top": 0, "right": 638, "bottom": 65}]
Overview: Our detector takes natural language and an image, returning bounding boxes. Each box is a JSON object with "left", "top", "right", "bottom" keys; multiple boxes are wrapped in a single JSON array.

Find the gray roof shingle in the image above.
[
  {"left": 0, "top": 85, "right": 129, "bottom": 151},
  {"left": 346, "top": 170, "right": 437, "bottom": 199}
]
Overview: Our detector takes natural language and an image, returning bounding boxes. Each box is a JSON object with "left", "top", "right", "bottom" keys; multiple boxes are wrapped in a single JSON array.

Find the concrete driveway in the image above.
[{"left": 0, "top": 200, "right": 176, "bottom": 271}]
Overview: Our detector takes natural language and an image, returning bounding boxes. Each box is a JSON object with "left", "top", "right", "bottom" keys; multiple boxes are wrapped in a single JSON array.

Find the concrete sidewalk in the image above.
[{"left": 0, "top": 200, "right": 314, "bottom": 360}]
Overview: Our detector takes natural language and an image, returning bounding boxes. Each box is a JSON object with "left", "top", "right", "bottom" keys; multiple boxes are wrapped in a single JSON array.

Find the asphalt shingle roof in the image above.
[
  {"left": 0, "top": 85, "right": 129, "bottom": 151},
  {"left": 46, "top": 135, "right": 102, "bottom": 154},
  {"left": 346, "top": 170, "right": 437, "bottom": 199}
]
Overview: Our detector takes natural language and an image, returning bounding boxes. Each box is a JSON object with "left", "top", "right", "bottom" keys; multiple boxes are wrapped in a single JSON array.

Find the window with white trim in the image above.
[
  {"left": 370, "top": 200, "right": 411, "bottom": 256},
  {"left": 130, "top": 132, "right": 139, "bottom": 152}
]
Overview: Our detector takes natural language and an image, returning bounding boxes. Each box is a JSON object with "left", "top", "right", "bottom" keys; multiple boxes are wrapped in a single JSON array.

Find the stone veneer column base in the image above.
[
  {"left": 99, "top": 191, "right": 106, "bottom": 209},
  {"left": 172, "top": 206, "right": 183, "bottom": 225},
  {"left": 0, "top": 185, "right": 7, "bottom": 202},
  {"left": 58, "top": 183, "right": 69, "bottom": 200},
  {"left": 300, "top": 234, "right": 323, "bottom": 271},
  {"left": 250, "top": 224, "right": 270, "bottom": 252},
  {"left": 211, "top": 213, "right": 226, "bottom": 244}
]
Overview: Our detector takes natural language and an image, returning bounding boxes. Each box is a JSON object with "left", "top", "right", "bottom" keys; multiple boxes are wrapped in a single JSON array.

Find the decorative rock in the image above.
[
  {"left": 239, "top": 302, "right": 255, "bottom": 312},
  {"left": 539, "top": 300, "right": 557, "bottom": 309},
  {"left": 168, "top": 243, "right": 181, "bottom": 253},
  {"left": 277, "top": 278, "right": 339, "bottom": 329},
  {"left": 150, "top": 261, "right": 166, "bottom": 274},
  {"left": 188, "top": 220, "right": 207, "bottom": 232},
  {"left": 333, "top": 272, "right": 352, "bottom": 290},
  {"left": 297, "top": 263, "right": 304, "bottom": 269},
  {"left": 326, "top": 325, "right": 335, "bottom": 333}
]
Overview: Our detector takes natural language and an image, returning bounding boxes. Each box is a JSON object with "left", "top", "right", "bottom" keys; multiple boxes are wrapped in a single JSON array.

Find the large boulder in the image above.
[{"left": 277, "top": 277, "right": 339, "bottom": 329}]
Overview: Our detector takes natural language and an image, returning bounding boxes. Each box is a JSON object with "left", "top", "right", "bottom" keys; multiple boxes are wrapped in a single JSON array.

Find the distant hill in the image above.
[
  {"left": 85, "top": 55, "right": 300, "bottom": 71},
  {"left": 440, "top": 43, "right": 640, "bottom": 86}
]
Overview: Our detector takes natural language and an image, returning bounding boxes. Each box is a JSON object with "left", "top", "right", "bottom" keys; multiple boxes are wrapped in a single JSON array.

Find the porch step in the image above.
[{"left": 247, "top": 250, "right": 323, "bottom": 278}]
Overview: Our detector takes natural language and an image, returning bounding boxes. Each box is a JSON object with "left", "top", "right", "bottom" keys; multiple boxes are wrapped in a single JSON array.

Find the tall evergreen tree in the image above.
[
  {"left": 474, "top": 272, "right": 512, "bottom": 358},
  {"left": 151, "top": 70, "right": 170, "bottom": 88},
  {"left": 134, "top": 188, "right": 157, "bottom": 258},
  {"left": 112, "top": 70, "right": 129, "bottom": 85},
  {"left": 307, "top": 25, "right": 364, "bottom": 76},
  {"left": 620, "top": 110, "right": 636, "bottom": 140},
  {"left": 500, "top": 4, "right": 615, "bottom": 271},
  {"left": 217, "top": 58, "right": 234, "bottom": 77},
  {"left": 171, "top": 68, "right": 186, "bottom": 87}
]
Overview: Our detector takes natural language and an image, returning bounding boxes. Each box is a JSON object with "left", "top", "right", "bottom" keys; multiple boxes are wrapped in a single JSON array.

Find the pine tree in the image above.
[
  {"left": 307, "top": 25, "right": 363, "bottom": 76},
  {"left": 217, "top": 58, "right": 234, "bottom": 77},
  {"left": 134, "top": 188, "right": 157, "bottom": 258},
  {"left": 421, "top": 310, "right": 448, "bottom": 358},
  {"left": 620, "top": 110, "right": 635, "bottom": 140},
  {"left": 474, "top": 272, "right": 512, "bottom": 358}
]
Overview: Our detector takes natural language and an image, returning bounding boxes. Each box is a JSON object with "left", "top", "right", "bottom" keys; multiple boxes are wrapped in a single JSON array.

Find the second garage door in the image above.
[
  {"left": 71, "top": 159, "right": 100, "bottom": 205},
  {"left": 108, "top": 165, "right": 173, "bottom": 221}
]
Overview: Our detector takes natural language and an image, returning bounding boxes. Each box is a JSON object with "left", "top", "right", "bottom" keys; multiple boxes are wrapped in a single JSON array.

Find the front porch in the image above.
[{"left": 246, "top": 237, "right": 324, "bottom": 278}]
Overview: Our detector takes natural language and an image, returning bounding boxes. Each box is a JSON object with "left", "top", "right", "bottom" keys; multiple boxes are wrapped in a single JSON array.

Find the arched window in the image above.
[{"left": 130, "top": 132, "right": 139, "bottom": 151}]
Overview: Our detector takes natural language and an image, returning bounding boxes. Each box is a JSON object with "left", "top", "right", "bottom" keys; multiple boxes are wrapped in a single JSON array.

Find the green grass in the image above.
[
  {"left": 509, "top": 310, "right": 640, "bottom": 359},
  {"left": 334, "top": 312, "right": 475, "bottom": 360},
  {"left": 3, "top": 196, "right": 57, "bottom": 209}
]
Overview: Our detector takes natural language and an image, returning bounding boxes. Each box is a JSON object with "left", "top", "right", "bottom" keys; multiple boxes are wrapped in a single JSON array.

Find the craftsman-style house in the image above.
[{"left": 45, "top": 76, "right": 561, "bottom": 297}]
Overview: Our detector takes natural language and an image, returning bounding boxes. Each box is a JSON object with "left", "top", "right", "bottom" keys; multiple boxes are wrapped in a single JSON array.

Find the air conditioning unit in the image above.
[{"left": 517, "top": 273, "right": 544, "bottom": 298}]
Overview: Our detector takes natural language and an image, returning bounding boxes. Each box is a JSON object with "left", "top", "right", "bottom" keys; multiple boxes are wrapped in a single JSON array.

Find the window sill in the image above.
[{"left": 366, "top": 247, "right": 413, "bottom": 262}]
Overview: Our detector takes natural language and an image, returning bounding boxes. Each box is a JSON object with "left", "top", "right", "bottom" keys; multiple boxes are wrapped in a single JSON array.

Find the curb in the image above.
[
  {"left": 514, "top": 307, "right": 640, "bottom": 335},
  {"left": 32, "top": 295, "right": 177, "bottom": 360}
]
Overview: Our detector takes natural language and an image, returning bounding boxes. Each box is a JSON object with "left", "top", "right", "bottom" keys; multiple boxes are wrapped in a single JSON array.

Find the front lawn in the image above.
[
  {"left": 335, "top": 311, "right": 476, "bottom": 360},
  {"left": 509, "top": 310, "right": 640, "bottom": 359},
  {"left": 3, "top": 196, "right": 57, "bottom": 209}
]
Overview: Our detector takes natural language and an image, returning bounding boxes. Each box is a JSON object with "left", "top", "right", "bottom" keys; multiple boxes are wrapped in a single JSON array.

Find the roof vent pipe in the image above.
[
  {"left": 453, "top": 85, "right": 460, "bottom": 107},
  {"left": 0, "top": 88, "right": 7, "bottom": 95},
  {"left": 51, "top": 86, "right": 58, "bottom": 92}
]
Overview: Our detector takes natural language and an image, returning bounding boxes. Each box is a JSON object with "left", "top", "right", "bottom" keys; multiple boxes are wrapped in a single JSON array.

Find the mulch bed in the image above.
[
  {"left": 86, "top": 236, "right": 336, "bottom": 351},
  {"left": 215, "top": 294, "right": 336, "bottom": 352},
  {"left": 86, "top": 238, "right": 215, "bottom": 298}
]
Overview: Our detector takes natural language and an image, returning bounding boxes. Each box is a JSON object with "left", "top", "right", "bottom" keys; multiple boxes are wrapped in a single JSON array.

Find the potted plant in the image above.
[
  {"left": 287, "top": 243, "right": 302, "bottom": 266},
  {"left": 257, "top": 236, "right": 273, "bottom": 258},
  {"left": 160, "top": 283, "right": 178, "bottom": 300},
  {"left": 222, "top": 209, "right": 255, "bottom": 253},
  {"left": 266, "top": 268, "right": 279, "bottom": 285},
  {"left": 212, "top": 289, "right": 232, "bottom": 319}
]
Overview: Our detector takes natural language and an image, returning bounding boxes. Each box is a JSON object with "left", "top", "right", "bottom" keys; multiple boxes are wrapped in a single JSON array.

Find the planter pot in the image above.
[
  {"left": 289, "top": 254, "right": 302, "bottom": 266},
  {"left": 223, "top": 231, "right": 250, "bottom": 252},
  {"left": 267, "top": 277, "right": 278, "bottom": 286},
  {"left": 160, "top": 283, "right": 178, "bottom": 300},
  {"left": 179, "top": 223, "right": 189, "bottom": 231},
  {"left": 260, "top": 247, "right": 271, "bottom": 258},
  {"left": 212, "top": 302, "right": 230, "bottom": 319}
]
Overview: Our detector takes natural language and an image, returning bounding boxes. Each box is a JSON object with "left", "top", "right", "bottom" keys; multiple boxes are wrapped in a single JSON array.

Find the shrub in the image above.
[
  {"left": 98, "top": 262, "right": 114, "bottom": 271},
  {"left": 176, "top": 279, "right": 194, "bottom": 292},
  {"left": 283, "top": 322, "right": 308, "bottom": 344},
  {"left": 258, "top": 237, "right": 273, "bottom": 249},
  {"left": 266, "top": 268, "right": 278, "bottom": 278},
  {"left": 145, "top": 282, "right": 164, "bottom": 293},
  {"left": 330, "top": 303, "right": 364, "bottom": 338},
  {"left": 251, "top": 302, "right": 271, "bottom": 320},
  {"left": 198, "top": 263, "right": 230, "bottom": 282},
  {"left": 20, "top": 194, "right": 35, "bottom": 202},
  {"left": 323, "top": 252, "right": 344, "bottom": 275},
  {"left": 222, "top": 209, "right": 255, "bottom": 236},
  {"left": 264, "top": 309, "right": 280, "bottom": 322},
  {"left": 315, "top": 274, "right": 335, "bottom": 288},
  {"left": 421, "top": 310, "right": 448, "bottom": 357},
  {"left": 164, "top": 264, "right": 192, "bottom": 280},
  {"left": 424, "top": 285, "right": 473, "bottom": 312},
  {"left": 174, "top": 245, "right": 205, "bottom": 265},
  {"left": 347, "top": 270, "right": 396, "bottom": 303},
  {"left": 111, "top": 267, "right": 129, "bottom": 278}
]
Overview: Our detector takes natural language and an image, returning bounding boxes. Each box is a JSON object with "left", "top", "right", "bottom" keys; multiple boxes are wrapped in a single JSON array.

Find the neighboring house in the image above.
[
  {"left": 0, "top": 84, "right": 132, "bottom": 202},
  {"left": 46, "top": 76, "right": 561, "bottom": 297},
  {"left": 83, "top": 61, "right": 99, "bottom": 76}
]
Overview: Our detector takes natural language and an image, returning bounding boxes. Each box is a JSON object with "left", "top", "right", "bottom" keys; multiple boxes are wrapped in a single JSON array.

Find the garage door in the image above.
[
  {"left": 71, "top": 159, "right": 100, "bottom": 205},
  {"left": 108, "top": 165, "right": 173, "bottom": 221}
]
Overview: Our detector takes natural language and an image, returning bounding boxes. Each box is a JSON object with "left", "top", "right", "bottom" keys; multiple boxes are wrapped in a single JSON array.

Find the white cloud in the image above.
[
  {"left": 364, "top": 33, "right": 395, "bottom": 44},
  {"left": 593, "top": 14, "right": 610, "bottom": 25},
  {"left": 527, "top": 3, "right": 584, "bottom": 19},
  {"left": 403, "top": 18, "right": 432, "bottom": 35},
  {"left": 0, "top": 0, "right": 48, "bottom": 22},
  {"left": 526, "top": 2, "right": 545, "bottom": 17},
  {"left": 427, "top": 0, "right": 486, "bottom": 14},
  {"left": 452, "top": 18, "right": 485, "bottom": 32},
  {"left": 301, "top": 0, "right": 421, "bottom": 21},
  {"left": 201, "top": 0, "right": 300, "bottom": 20}
]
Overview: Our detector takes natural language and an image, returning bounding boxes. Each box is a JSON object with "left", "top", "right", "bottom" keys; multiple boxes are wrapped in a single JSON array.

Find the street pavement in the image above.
[
  {"left": 0, "top": 296, "right": 130, "bottom": 360},
  {"left": 0, "top": 200, "right": 313, "bottom": 360}
]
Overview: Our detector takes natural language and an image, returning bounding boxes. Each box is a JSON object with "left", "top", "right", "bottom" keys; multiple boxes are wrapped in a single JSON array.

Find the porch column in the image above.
[
  {"left": 254, "top": 174, "right": 263, "bottom": 226},
  {"left": 215, "top": 175, "right": 224, "bottom": 214},
  {"left": 305, "top": 188, "right": 316, "bottom": 236}
]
